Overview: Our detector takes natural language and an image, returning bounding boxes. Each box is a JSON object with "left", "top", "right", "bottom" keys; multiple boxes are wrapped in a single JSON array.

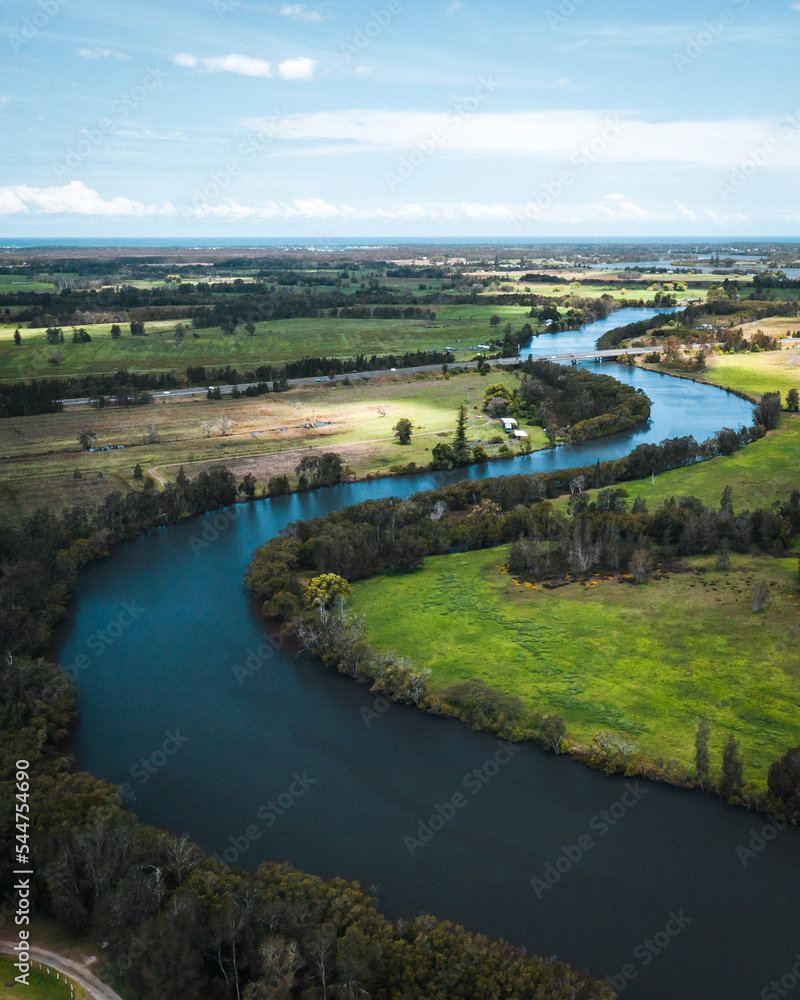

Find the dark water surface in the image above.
[{"left": 55, "top": 310, "right": 798, "bottom": 1000}]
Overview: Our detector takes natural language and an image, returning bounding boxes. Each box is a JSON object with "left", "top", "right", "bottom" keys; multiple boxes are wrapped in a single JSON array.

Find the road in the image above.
[
  {"left": 0, "top": 938, "right": 125, "bottom": 1000},
  {"left": 58, "top": 348, "right": 653, "bottom": 407}
]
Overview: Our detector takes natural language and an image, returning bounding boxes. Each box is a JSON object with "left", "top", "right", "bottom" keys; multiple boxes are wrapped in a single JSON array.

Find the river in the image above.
[{"left": 54, "top": 308, "right": 798, "bottom": 1000}]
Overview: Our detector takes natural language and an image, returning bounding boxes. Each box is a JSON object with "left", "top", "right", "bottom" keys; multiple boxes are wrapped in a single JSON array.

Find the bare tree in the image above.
[
  {"left": 429, "top": 500, "right": 448, "bottom": 521},
  {"left": 143, "top": 422, "right": 159, "bottom": 444},
  {"left": 569, "top": 474, "right": 586, "bottom": 495},
  {"left": 201, "top": 420, "right": 213, "bottom": 437},
  {"left": 218, "top": 417, "right": 235, "bottom": 437},
  {"left": 630, "top": 548, "right": 652, "bottom": 582}
]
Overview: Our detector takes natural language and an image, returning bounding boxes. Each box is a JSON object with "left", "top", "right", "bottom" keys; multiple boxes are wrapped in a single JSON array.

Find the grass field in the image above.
[
  {"left": 0, "top": 370, "right": 542, "bottom": 519},
  {"left": 696, "top": 348, "right": 800, "bottom": 400},
  {"left": 0, "top": 304, "right": 533, "bottom": 379},
  {"left": 350, "top": 547, "right": 800, "bottom": 785}
]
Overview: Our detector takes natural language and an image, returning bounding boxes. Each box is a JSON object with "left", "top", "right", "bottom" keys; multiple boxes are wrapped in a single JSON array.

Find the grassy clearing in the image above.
[
  {"left": 0, "top": 370, "right": 541, "bottom": 519},
  {"left": 351, "top": 548, "right": 800, "bottom": 784},
  {"left": 696, "top": 348, "right": 800, "bottom": 400}
]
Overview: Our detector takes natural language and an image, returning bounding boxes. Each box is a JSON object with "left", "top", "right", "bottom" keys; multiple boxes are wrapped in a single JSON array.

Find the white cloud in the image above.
[
  {"left": 0, "top": 96, "right": 10, "bottom": 106},
  {"left": 0, "top": 182, "right": 176, "bottom": 218},
  {"left": 446, "top": 2, "right": 463, "bottom": 13},
  {"left": 790, "top": 3, "right": 800, "bottom": 10},
  {"left": 281, "top": 4, "right": 323, "bottom": 21},
  {"left": 203, "top": 54, "right": 273, "bottom": 78},
  {"left": 241, "top": 109, "right": 800, "bottom": 167},
  {"left": 78, "top": 48, "right": 130, "bottom": 60},
  {"left": 355, "top": 65, "right": 374, "bottom": 76},
  {"left": 278, "top": 56, "right": 317, "bottom": 80},
  {"left": 0, "top": 184, "right": 755, "bottom": 227},
  {"left": 0, "top": 190, "right": 27, "bottom": 215},
  {"left": 674, "top": 200, "right": 698, "bottom": 222},
  {"left": 172, "top": 53, "right": 317, "bottom": 80},
  {"left": 172, "top": 52, "right": 199, "bottom": 68}
]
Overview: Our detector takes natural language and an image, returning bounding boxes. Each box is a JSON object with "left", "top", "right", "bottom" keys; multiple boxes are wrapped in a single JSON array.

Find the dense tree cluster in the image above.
[{"left": 518, "top": 358, "right": 651, "bottom": 441}]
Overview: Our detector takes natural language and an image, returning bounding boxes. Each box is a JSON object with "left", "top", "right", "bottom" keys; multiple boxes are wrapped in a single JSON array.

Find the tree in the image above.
[
  {"left": 296, "top": 455, "right": 321, "bottom": 490},
  {"left": 453, "top": 403, "right": 470, "bottom": 464},
  {"left": 110, "top": 324, "right": 121, "bottom": 340},
  {"left": 268, "top": 475, "right": 291, "bottom": 496},
  {"left": 244, "top": 322, "right": 256, "bottom": 337},
  {"left": 133, "top": 463, "right": 143, "bottom": 480},
  {"left": 79, "top": 429, "right": 97, "bottom": 451},
  {"left": 767, "top": 745, "right": 800, "bottom": 810},
  {"left": 541, "top": 714, "right": 566, "bottom": 753},
  {"left": 716, "top": 537, "right": 731, "bottom": 569},
  {"left": 482, "top": 382, "right": 514, "bottom": 411},
  {"left": 48, "top": 348, "right": 62, "bottom": 366},
  {"left": 13, "top": 328, "right": 21, "bottom": 345},
  {"left": 489, "top": 314, "right": 501, "bottom": 328},
  {"left": 431, "top": 441, "right": 455, "bottom": 470},
  {"left": 218, "top": 417, "right": 235, "bottom": 437},
  {"left": 630, "top": 548, "right": 652, "bottom": 582},
  {"left": 239, "top": 474, "right": 256, "bottom": 500},
  {"left": 720, "top": 734, "right": 744, "bottom": 798},
  {"left": 753, "top": 391, "right": 782, "bottom": 430},
  {"left": 787, "top": 388, "right": 799, "bottom": 412},
  {"left": 393, "top": 417, "right": 413, "bottom": 444},
  {"left": 695, "top": 718, "right": 710, "bottom": 783},
  {"left": 130, "top": 321, "right": 146, "bottom": 337}
]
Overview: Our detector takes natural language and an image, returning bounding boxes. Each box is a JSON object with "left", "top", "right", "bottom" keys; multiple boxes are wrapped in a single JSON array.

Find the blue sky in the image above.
[{"left": 1, "top": 0, "right": 799, "bottom": 238}]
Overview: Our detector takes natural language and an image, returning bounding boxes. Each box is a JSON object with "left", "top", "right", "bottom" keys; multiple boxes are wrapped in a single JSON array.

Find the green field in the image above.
[
  {"left": 351, "top": 547, "right": 800, "bottom": 785},
  {"left": 697, "top": 349, "right": 800, "bottom": 400},
  {"left": 0, "top": 954, "right": 88, "bottom": 999},
  {"left": 0, "top": 304, "right": 534, "bottom": 379}
]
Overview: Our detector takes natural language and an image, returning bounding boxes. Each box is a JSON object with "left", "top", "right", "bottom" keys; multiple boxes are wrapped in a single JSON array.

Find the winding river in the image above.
[{"left": 55, "top": 308, "right": 798, "bottom": 1000}]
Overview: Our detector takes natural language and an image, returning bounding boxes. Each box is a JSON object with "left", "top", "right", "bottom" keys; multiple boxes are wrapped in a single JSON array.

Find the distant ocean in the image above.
[{"left": 2, "top": 236, "right": 797, "bottom": 250}]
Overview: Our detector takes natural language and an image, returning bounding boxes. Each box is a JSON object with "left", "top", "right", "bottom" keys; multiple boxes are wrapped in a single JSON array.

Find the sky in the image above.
[{"left": 1, "top": 0, "right": 799, "bottom": 239}]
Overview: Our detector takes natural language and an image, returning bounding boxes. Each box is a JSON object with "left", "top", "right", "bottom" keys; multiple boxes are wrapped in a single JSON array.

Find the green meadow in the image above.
[{"left": 351, "top": 547, "right": 800, "bottom": 784}]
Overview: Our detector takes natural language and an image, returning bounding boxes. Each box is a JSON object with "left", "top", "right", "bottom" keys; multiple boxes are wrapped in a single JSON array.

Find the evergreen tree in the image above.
[
  {"left": 13, "top": 328, "right": 21, "bottom": 345},
  {"left": 695, "top": 718, "right": 710, "bottom": 783},
  {"left": 133, "top": 463, "right": 143, "bottom": 480},
  {"left": 720, "top": 733, "right": 744, "bottom": 798},
  {"left": 453, "top": 404, "right": 470, "bottom": 464}
]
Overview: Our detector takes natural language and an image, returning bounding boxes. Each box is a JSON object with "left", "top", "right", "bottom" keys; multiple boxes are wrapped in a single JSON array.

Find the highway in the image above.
[{"left": 58, "top": 348, "right": 654, "bottom": 407}]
